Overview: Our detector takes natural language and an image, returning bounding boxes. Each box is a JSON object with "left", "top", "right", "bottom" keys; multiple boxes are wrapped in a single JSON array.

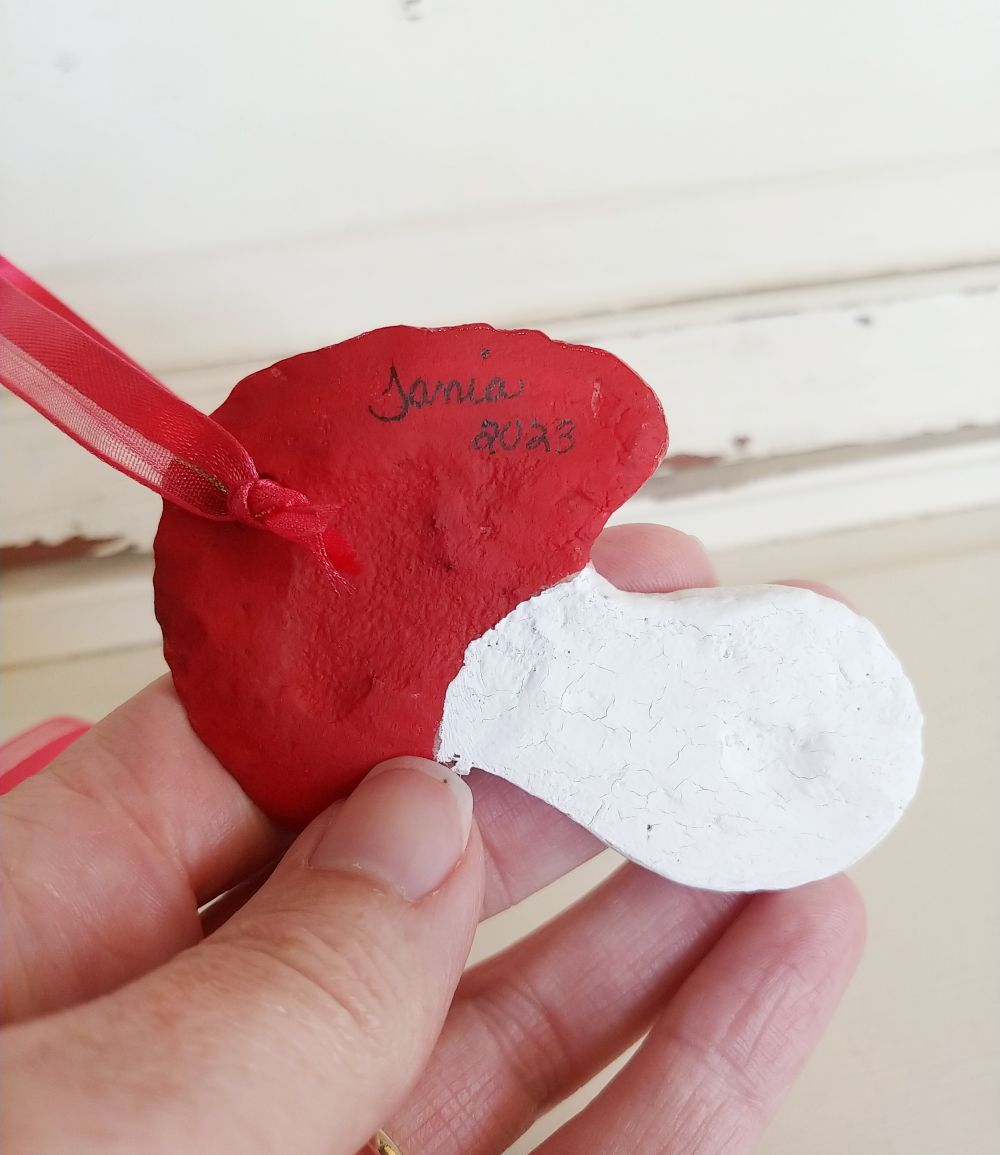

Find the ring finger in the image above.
[
  {"left": 385, "top": 863, "right": 745, "bottom": 1155},
  {"left": 533, "top": 876, "right": 865, "bottom": 1155}
]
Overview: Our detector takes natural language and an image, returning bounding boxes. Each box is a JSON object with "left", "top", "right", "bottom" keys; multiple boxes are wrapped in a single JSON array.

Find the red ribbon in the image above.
[{"left": 0, "top": 256, "right": 359, "bottom": 578}]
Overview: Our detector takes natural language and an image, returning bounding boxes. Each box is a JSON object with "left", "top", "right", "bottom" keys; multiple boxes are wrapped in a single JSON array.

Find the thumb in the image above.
[{"left": 3, "top": 758, "right": 483, "bottom": 1155}]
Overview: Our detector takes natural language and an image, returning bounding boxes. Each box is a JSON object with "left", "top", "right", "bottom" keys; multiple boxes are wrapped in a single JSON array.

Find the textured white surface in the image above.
[{"left": 437, "top": 568, "right": 922, "bottom": 891}]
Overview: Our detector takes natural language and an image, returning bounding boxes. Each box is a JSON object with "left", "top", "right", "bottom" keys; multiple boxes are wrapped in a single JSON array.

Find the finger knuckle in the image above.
[
  {"left": 467, "top": 971, "right": 576, "bottom": 1110},
  {"left": 212, "top": 905, "right": 409, "bottom": 1056}
]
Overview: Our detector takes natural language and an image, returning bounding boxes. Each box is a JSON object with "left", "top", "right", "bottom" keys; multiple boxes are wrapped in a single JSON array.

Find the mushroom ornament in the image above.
[{"left": 0, "top": 264, "right": 923, "bottom": 893}]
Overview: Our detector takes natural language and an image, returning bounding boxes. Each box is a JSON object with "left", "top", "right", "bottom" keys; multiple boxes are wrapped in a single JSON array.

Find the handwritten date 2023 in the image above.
[
  {"left": 472, "top": 416, "right": 575, "bottom": 455},
  {"left": 368, "top": 366, "right": 577, "bottom": 455}
]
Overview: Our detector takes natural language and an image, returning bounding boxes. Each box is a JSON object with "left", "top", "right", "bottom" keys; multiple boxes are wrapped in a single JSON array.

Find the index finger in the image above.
[{"left": 1, "top": 677, "right": 285, "bottom": 1022}]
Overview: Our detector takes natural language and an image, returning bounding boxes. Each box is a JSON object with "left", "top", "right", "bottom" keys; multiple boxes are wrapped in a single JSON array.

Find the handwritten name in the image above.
[{"left": 368, "top": 366, "right": 525, "bottom": 423}]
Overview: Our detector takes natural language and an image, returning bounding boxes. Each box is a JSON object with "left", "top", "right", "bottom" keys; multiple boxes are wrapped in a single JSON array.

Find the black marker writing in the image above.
[
  {"left": 369, "top": 366, "right": 525, "bottom": 423},
  {"left": 471, "top": 417, "right": 576, "bottom": 456}
]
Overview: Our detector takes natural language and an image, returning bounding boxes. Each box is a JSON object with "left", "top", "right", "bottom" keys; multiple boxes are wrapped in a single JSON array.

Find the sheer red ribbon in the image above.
[{"left": 0, "top": 257, "right": 359, "bottom": 578}]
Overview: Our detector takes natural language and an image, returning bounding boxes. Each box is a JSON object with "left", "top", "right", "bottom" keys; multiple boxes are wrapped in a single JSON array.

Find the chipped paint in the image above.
[{"left": 0, "top": 535, "right": 123, "bottom": 569}]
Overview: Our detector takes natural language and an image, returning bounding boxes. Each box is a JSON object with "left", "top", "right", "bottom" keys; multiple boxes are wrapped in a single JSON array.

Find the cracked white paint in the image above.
[{"left": 436, "top": 567, "right": 923, "bottom": 892}]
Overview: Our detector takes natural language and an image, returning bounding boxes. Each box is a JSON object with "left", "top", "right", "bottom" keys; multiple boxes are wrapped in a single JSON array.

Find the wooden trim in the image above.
[
  {"left": 3, "top": 433, "right": 997, "bottom": 668},
  {"left": 3, "top": 265, "right": 997, "bottom": 554},
  {"left": 23, "top": 156, "right": 1000, "bottom": 374}
]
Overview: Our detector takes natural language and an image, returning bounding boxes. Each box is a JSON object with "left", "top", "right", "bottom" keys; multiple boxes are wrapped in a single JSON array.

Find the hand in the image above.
[{"left": 0, "top": 525, "right": 864, "bottom": 1155}]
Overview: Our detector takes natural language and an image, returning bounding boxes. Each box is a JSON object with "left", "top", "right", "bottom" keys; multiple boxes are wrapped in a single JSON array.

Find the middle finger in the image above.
[{"left": 387, "top": 864, "right": 745, "bottom": 1155}]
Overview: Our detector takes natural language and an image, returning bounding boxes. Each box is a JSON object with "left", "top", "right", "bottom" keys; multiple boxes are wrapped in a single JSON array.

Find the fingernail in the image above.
[{"left": 310, "top": 758, "right": 473, "bottom": 900}]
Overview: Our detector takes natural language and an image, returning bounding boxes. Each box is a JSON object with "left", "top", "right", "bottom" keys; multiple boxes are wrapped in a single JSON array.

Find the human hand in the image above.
[{"left": 0, "top": 525, "right": 865, "bottom": 1155}]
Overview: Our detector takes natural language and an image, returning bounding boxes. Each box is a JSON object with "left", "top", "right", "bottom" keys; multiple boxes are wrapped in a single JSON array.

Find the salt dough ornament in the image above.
[
  {"left": 154, "top": 325, "right": 667, "bottom": 823},
  {"left": 0, "top": 260, "right": 923, "bottom": 892}
]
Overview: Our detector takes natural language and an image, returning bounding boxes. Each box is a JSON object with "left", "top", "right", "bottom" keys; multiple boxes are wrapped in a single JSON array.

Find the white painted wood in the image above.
[
  {"left": 585, "top": 282, "right": 1000, "bottom": 461},
  {"left": 2, "top": 271, "right": 997, "bottom": 551},
  {"left": 3, "top": 438, "right": 998, "bottom": 668},
  {"left": 0, "top": 646, "right": 169, "bottom": 739},
  {"left": 614, "top": 437, "right": 1000, "bottom": 549},
  {"left": 6, "top": 159, "right": 1000, "bottom": 376},
  {"left": 4, "top": 1, "right": 997, "bottom": 265},
  {"left": 3, "top": 1, "right": 998, "bottom": 557},
  {"left": 2, "top": 0, "right": 998, "bottom": 366},
  {"left": 0, "top": 556, "right": 157, "bottom": 669}
]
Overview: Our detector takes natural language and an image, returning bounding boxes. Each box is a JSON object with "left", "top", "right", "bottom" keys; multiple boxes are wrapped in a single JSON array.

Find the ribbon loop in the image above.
[{"left": 0, "top": 256, "right": 358, "bottom": 580}]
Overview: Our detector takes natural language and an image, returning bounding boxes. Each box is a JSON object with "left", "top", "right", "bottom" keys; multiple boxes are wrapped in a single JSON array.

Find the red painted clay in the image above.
[{"left": 154, "top": 325, "right": 666, "bottom": 825}]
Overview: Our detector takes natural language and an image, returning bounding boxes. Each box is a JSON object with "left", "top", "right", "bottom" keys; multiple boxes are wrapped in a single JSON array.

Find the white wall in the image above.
[
  {"left": 1, "top": 0, "right": 998, "bottom": 566},
  {"left": 2, "top": 0, "right": 998, "bottom": 353},
  {"left": 4, "top": 0, "right": 998, "bottom": 265}
]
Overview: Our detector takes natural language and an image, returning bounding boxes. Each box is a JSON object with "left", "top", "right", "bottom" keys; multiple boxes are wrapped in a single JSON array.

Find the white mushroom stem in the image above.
[{"left": 436, "top": 566, "right": 922, "bottom": 892}]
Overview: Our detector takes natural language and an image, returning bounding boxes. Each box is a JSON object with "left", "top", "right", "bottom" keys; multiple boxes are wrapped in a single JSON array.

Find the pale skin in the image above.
[{"left": 0, "top": 524, "right": 866, "bottom": 1154}]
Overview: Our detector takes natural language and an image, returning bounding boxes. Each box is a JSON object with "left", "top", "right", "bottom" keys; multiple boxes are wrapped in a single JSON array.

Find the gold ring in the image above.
[{"left": 369, "top": 1130, "right": 405, "bottom": 1155}]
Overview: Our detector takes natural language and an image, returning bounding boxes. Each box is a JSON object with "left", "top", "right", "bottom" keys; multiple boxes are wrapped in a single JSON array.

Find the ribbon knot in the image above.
[
  {"left": 226, "top": 476, "right": 360, "bottom": 576},
  {"left": 228, "top": 477, "right": 310, "bottom": 530}
]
